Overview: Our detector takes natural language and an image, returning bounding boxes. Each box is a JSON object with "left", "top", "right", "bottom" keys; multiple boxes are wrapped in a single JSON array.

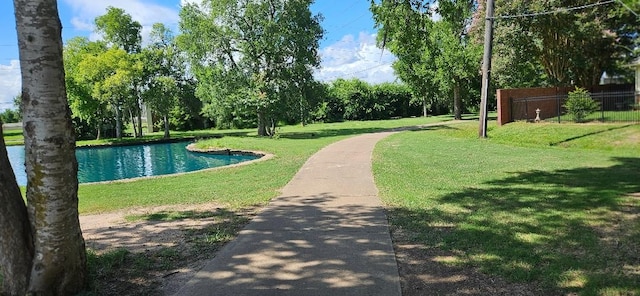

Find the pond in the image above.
[{"left": 6, "top": 142, "right": 260, "bottom": 186}]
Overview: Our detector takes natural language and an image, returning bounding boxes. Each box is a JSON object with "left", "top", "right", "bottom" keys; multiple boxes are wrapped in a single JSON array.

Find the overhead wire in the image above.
[
  {"left": 615, "top": 0, "right": 639, "bottom": 18},
  {"left": 491, "top": 0, "right": 616, "bottom": 19}
]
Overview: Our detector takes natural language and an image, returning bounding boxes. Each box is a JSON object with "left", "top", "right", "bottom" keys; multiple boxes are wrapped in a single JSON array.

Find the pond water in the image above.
[{"left": 6, "top": 142, "right": 259, "bottom": 186}]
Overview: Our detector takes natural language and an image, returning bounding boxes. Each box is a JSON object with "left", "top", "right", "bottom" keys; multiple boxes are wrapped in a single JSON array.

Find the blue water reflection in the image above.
[{"left": 7, "top": 142, "right": 259, "bottom": 186}]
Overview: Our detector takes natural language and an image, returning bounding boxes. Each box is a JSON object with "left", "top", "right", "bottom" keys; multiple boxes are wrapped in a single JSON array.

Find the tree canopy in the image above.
[
  {"left": 371, "top": 0, "right": 482, "bottom": 119},
  {"left": 178, "top": 0, "right": 324, "bottom": 136},
  {"left": 472, "top": 0, "right": 640, "bottom": 88}
]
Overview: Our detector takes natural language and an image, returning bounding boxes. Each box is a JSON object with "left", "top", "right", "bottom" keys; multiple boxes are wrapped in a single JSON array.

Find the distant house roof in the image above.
[{"left": 631, "top": 57, "right": 640, "bottom": 67}]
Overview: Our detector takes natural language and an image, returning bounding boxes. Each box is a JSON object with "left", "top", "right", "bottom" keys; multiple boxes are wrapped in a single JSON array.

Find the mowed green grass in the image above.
[
  {"left": 75, "top": 116, "right": 455, "bottom": 213},
  {"left": 373, "top": 122, "right": 640, "bottom": 295},
  {"left": 1, "top": 128, "right": 23, "bottom": 146}
]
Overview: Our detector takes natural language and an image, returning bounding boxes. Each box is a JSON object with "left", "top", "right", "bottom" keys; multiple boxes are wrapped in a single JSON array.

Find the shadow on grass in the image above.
[
  {"left": 279, "top": 122, "right": 459, "bottom": 140},
  {"left": 388, "top": 157, "right": 640, "bottom": 294},
  {"left": 82, "top": 208, "right": 251, "bottom": 296},
  {"left": 549, "top": 124, "right": 633, "bottom": 147}
]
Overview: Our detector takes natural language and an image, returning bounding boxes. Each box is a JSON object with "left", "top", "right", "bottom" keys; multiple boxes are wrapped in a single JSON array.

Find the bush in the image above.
[{"left": 564, "top": 87, "right": 599, "bottom": 123}]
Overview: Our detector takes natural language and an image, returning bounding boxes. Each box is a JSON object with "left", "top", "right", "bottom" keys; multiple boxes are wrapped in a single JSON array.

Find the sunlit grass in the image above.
[
  {"left": 1, "top": 128, "right": 23, "bottom": 146},
  {"left": 77, "top": 116, "right": 455, "bottom": 213},
  {"left": 374, "top": 121, "right": 640, "bottom": 294}
]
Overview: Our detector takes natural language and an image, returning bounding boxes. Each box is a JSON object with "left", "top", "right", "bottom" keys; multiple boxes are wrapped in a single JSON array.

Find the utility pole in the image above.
[{"left": 478, "top": 0, "right": 495, "bottom": 138}]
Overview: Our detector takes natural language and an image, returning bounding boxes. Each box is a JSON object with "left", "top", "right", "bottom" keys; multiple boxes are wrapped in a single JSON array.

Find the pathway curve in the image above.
[{"left": 175, "top": 130, "right": 402, "bottom": 296}]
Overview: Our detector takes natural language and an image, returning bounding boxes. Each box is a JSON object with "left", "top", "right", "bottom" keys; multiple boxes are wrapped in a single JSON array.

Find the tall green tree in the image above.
[
  {"left": 371, "top": 0, "right": 437, "bottom": 117},
  {"left": 432, "top": 0, "right": 482, "bottom": 119},
  {"left": 1, "top": 0, "right": 86, "bottom": 294},
  {"left": 77, "top": 48, "right": 142, "bottom": 139},
  {"left": 473, "top": 0, "right": 640, "bottom": 88},
  {"left": 141, "top": 23, "right": 191, "bottom": 136},
  {"left": 64, "top": 37, "right": 111, "bottom": 139},
  {"left": 94, "top": 6, "right": 142, "bottom": 54},
  {"left": 178, "top": 0, "right": 323, "bottom": 136},
  {"left": 371, "top": 0, "right": 481, "bottom": 119},
  {"left": 95, "top": 7, "right": 145, "bottom": 137},
  {"left": 145, "top": 76, "right": 179, "bottom": 138}
]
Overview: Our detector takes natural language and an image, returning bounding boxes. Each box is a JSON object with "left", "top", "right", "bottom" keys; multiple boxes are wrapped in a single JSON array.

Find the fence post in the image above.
[
  {"left": 557, "top": 95, "right": 561, "bottom": 123},
  {"left": 510, "top": 97, "right": 513, "bottom": 124},
  {"left": 600, "top": 93, "right": 604, "bottom": 122}
]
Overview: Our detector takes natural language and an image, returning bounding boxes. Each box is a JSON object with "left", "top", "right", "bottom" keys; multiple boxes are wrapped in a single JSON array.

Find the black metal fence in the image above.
[{"left": 511, "top": 91, "right": 640, "bottom": 123}]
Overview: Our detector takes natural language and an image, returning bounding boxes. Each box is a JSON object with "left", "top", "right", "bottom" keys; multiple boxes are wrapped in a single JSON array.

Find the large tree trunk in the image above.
[
  {"left": 422, "top": 99, "right": 428, "bottom": 117},
  {"left": 115, "top": 104, "right": 122, "bottom": 139},
  {"left": 163, "top": 115, "right": 170, "bottom": 139},
  {"left": 96, "top": 121, "right": 102, "bottom": 140},
  {"left": 13, "top": 0, "right": 87, "bottom": 294},
  {"left": 137, "top": 99, "right": 143, "bottom": 138},
  {"left": 453, "top": 83, "right": 462, "bottom": 120},
  {"left": 257, "top": 110, "right": 267, "bottom": 137},
  {"left": 0, "top": 125, "right": 33, "bottom": 295},
  {"left": 129, "top": 108, "right": 138, "bottom": 138}
]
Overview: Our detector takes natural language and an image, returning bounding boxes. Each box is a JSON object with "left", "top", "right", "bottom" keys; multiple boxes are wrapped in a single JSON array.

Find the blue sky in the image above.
[{"left": 0, "top": 0, "right": 397, "bottom": 111}]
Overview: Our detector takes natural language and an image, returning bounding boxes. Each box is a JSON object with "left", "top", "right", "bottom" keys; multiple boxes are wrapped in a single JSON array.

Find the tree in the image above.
[
  {"left": 95, "top": 7, "right": 145, "bottom": 137},
  {"left": 371, "top": 0, "right": 437, "bottom": 117},
  {"left": 371, "top": 0, "right": 481, "bottom": 119},
  {"left": 142, "top": 23, "right": 190, "bottom": 136},
  {"left": 0, "top": 109, "right": 20, "bottom": 123},
  {"left": 94, "top": 6, "right": 142, "bottom": 54},
  {"left": 564, "top": 87, "right": 599, "bottom": 122},
  {"left": 473, "top": 0, "right": 640, "bottom": 88},
  {"left": 64, "top": 37, "right": 111, "bottom": 139},
  {"left": 178, "top": 0, "right": 323, "bottom": 136},
  {"left": 77, "top": 48, "right": 142, "bottom": 139},
  {"left": 1, "top": 0, "right": 86, "bottom": 294},
  {"left": 330, "top": 78, "right": 374, "bottom": 121},
  {"left": 145, "top": 76, "right": 179, "bottom": 138},
  {"left": 431, "top": 0, "right": 482, "bottom": 119}
]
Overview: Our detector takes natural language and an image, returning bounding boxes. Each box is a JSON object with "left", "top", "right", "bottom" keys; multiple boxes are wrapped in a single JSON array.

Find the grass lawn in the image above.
[
  {"left": 1, "top": 128, "right": 23, "bottom": 146},
  {"left": 7, "top": 116, "right": 637, "bottom": 295},
  {"left": 74, "top": 116, "right": 456, "bottom": 213},
  {"left": 545, "top": 109, "right": 640, "bottom": 123},
  {"left": 373, "top": 121, "right": 640, "bottom": 295}
]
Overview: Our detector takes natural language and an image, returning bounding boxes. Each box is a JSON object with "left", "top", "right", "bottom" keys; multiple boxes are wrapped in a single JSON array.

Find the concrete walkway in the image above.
[{"left": 176, "top": 131, "right": 401, "bottom": 296}]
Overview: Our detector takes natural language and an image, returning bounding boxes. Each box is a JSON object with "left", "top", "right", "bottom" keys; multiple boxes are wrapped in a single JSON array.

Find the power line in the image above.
[
  {"left": 615, "top": 0, "right": 639, "bottom": 18},
  {"left": 491, "top": 0, "right": 616, "bottom": 20}
]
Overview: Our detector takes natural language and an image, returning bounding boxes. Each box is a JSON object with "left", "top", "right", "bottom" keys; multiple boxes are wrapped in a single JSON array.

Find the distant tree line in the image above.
[
  {"left": 55, "top": 3, "right": 461, "bottom": 140},
  {"left": 6, "top": 0, "right": 636, "bottom": 139},
  {"left": 370, "top": 0, "right": 638, "bottom": 117},
  {"left": 0, "top": 96, "right": 22, "bottom": 124}
]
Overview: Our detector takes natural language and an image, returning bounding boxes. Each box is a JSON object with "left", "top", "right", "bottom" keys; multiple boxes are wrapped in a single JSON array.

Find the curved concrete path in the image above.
[{"left": 176, "top": 131, "right": 401, "bottom": 296}]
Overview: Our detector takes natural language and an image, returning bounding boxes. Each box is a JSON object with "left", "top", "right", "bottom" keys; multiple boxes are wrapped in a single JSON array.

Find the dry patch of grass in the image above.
[{"left": 80, "top": 206, "right": 257, "bottom": 296}]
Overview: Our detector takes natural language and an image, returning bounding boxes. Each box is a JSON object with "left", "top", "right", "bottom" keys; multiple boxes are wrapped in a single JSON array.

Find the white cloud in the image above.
[
  {"left": 0, "top": 60, "right": 21, "bottom": 111},
  {"left": 63, "top": 0, "right": 180, "bottom": 44},
  {"left": 315, "top": 32, "right": 397, "bottom": 85},
  {"left": 180, "top": 0, "right": 201, "bottom": 6}
]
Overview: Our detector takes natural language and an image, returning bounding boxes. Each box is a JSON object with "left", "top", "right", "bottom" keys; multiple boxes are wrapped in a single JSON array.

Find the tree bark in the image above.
[
  {"left": 0, "top": 125, "right": 33, "bottom": 295},
  {"left": 115, "top": 104, "right": 122, "bottom": 139},
  {"left": 453, "top": 82, "right": 462, "bottom": 120},
  {"left": 257, "top": 110, "right": 267, "bottom": 137},
  {"left": 13, "top": 0, "right": 87, "bottom": 294},
  {"left": 96, "top": 121, "right": 102, "bottom": 140},
  {"left": 129, "top": 108, "right": 138, "bottom": 138},
  {"left": 163, "top": 115, "right": 170, "bottom": 139},
  {"left": 137, "top": 99, "right": 143, "bottom": 138},
  {"left": 422, "top": 99, "right": 428, "bottom": 117}
]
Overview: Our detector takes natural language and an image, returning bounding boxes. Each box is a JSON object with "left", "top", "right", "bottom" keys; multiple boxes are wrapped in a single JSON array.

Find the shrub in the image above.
[{"left": 564, "top": 87, "right": 599, "bottom": 123}]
